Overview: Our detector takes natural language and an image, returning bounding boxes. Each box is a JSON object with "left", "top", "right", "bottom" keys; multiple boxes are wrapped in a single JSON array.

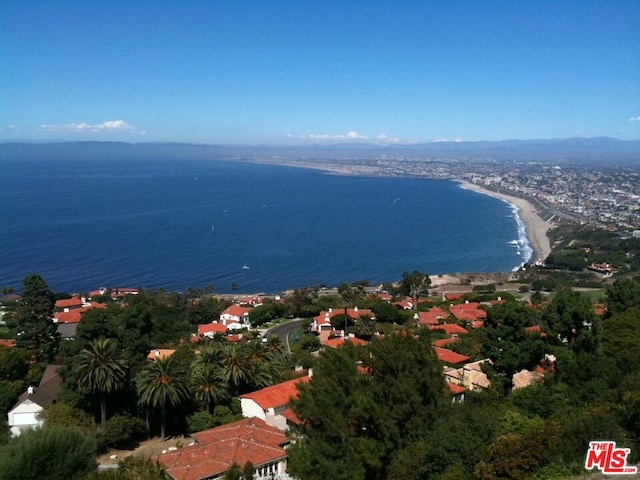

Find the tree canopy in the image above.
[{"left": 288, "top": 331, "right": 444, "bottom": 480}]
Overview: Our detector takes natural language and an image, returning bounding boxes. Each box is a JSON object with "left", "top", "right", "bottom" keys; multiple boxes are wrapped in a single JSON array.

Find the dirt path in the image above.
[{"left": 97, "top": 435, "right": 192, "bottom": 467}]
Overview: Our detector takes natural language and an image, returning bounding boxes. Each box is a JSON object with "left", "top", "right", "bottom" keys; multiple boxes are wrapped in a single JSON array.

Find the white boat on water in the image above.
[{"left": 242, "top": 264, "right": 250, "bottom": 270}]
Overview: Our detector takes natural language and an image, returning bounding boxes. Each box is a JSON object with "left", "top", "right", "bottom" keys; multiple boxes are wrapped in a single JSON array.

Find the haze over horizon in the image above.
[{"left": 2, "top": 1, "right": 639, "bottom": 145}]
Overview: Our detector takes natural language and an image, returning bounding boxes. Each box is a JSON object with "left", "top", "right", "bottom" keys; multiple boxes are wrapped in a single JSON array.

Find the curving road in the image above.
[{"left": 263, "top": 318, "right": 305, "bottom": 353}]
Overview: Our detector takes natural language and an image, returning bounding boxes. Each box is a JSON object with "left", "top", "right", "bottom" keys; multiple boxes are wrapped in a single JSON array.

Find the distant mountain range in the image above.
[{"left": 2, "top": 137, "right": 639, "bottom": 162}]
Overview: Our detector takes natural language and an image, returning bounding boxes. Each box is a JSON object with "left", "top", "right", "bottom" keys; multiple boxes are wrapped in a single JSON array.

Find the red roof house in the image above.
[
  {"left": 220, "top": 305, "right": 252, "bottom": 330},
  {"left": 433, "top": 346, "right": 470, "bottom": 365},
  {"left": 322, "top": 334, "right": 369, "bottom": 349},
  {"left": 197, "top": 323, "right": 228, "bottom": 337},
  {"left": 55, "top": 296, "right": 85, "bottom": 310},
  {"left": 52, "top": 301, "right": 107, "bottom": 324},
  {"left": 449, "top": 302, "right": 487, "bottom": 322},
  {"left": 415, "top": 307, "right": 449, "bottom": 326},
  {"left": 239, "top": 375, "right": 311, "bottom": 430},
  {"left": 429, "top": 323, "right": 469, "bottom": 336},
  {"left": 158, "top": 417, "right": 289, "bottom": 480}
]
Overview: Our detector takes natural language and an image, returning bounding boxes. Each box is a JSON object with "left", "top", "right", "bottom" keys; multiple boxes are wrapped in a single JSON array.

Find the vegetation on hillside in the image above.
[{"left": 0, "top": 260, "right": 638, "bottom": 478}]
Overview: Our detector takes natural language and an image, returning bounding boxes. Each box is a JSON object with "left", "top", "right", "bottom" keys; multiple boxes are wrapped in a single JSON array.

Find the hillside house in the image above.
[
  {"left": 7, "top": 365, "right": 62, "bottom": 435},
  {"left": 158, "top": 417, "right": 290, "bottom": 480},
  {"left": 53, "top": 295, "right": 107, "bottom": 324},
  {"left": 444, "top": 359, "right": 492, "bottom": 392},
  {"left": 449, "top": 301, "right": 487, "bottom": 323},
  {"left": 322, "top": 333, "right": 369, "bottom": 349},
  {"left": 198, "top": 322, "right": 228, "bottom": 338},
  {"left": 429, "top": 323, "right": 469, "bottom": 336},
  {"left": 415, "top": 307, "right": 449, "bottom": 326},
  {"left": 240, "top": 374, "right": 311, "bottom": 431},
  {"left": 219, "top": 305, "right": 252, "bottom": 330},
  {"left": 433, "top": 346, "right": 470, "bottom": 366}
]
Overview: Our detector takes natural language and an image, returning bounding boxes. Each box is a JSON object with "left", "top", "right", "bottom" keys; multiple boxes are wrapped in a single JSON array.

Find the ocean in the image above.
[{"left": 0, "top": 155, "right": 531, "bottom": 294}]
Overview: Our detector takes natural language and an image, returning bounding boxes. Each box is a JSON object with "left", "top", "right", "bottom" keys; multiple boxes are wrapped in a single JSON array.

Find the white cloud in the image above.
[
  {"left": 40, "top": 120, "right": 136, "bottom": 132},
  {"left": 377, "top": 133, "right": 401, "bottom": 143},
  {"left": 287, "top": 131, "right": 404, "bottom": 143},
  {"left": 629, "top": 116, "right": 640, "bottom": 122}
]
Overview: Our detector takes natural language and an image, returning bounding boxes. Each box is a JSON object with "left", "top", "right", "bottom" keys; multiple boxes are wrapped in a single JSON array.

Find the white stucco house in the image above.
[
  {"left": 219, "top": 305, "right": 252, "bottom": 330},
  {"left": 7, "top": 365, "right": 62, "bottom": 435},
  {"left": 240, "top": 373, "right": 311, "bottom": 431}
]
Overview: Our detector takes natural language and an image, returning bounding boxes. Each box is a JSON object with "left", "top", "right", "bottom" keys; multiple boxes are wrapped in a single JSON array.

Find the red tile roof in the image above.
[
  {"left": 429, "top": 323, "right": 469, "bottom": 336},
  {"left": 221, "top": 305, "right": 252, "bottom": 318},
  {"left": 443, "top": 293, "right": 464, "bottom": 301},
  {"left": 0, "top": 339, "right": 16, "bottom": 348},
  {"left": 373, "top": 292, "right": 393, "bottom": 302},
  {"left": 160, "top": 417, "right": 288, "bottom": 480},
  {"left": 433, "top": 346, "right": 470, "bottom": 365},
  {"left": 432, "top": 337, "right": 460, "bottom": 348},
  {"left": 524, "top": 325, "right": 547, "bottom": 338},
  {"left": 416, "top": 307, "right": 449, "bottom": 326},
  {"left": 313, "top": 308, "right": 374, "bottom": 324},
  {"left": 147, "top": 349, "right": 176, "bottom": 360},
  {"left": 449, "top": 302, "right": 487, "bottom": 322},
  {"left": 447, "top": 383, "right": 467, "bottom": 395},
  {"left": 240, "top": 376, "right": 310, "bottom": 411},
  {"left": 197, "top": 323, "right": 227, "bottom": 335},
  {"left": 55, "top": 296, "right": 84, "bottom": 309},
  {"left": 53, "top": 302, "right": 107, "bottom": 324},
  {"left": 280, "top": 407, "right": 301, "bottom": 426},
  {"left": 323, "top": 336, "right": 369, "bottom": 349}
]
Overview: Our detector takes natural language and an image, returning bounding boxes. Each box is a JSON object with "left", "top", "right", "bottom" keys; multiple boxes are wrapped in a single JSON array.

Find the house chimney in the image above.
[{"left": 27, "top": 385, "right": 34, "bottom": 395}]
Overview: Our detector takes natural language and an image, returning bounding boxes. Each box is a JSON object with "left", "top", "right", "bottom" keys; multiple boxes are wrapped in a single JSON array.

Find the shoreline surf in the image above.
[{"left": 457, "top": 180, "right": 552, "bottom": 264}]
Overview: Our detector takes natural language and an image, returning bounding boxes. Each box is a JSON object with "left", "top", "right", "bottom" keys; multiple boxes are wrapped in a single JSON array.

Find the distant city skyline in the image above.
[{"left": 2, "top": 1, "right": 639, "bottom": 144}]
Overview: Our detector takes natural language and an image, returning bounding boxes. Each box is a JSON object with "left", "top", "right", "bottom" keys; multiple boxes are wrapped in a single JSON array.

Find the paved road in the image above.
[{"left": 264, "top": 318, "right": 305, "bottom": 352}]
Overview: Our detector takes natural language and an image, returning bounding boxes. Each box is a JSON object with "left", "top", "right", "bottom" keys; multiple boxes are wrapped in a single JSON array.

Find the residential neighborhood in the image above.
[{"left": 0, "top": 269, "right": 638, "bottom": 479}]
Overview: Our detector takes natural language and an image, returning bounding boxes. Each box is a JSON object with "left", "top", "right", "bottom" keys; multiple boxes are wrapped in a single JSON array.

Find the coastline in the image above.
[{"left": 458, "top": 180, "right": 552, "bottom": 264}]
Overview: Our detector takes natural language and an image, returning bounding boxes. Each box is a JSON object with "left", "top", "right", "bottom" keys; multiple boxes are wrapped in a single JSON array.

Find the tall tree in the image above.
[
  {"left": 74, "top": 338, "right": 128, "bottom": 431},
  {"left": 220, "top": 343, "right": 251, "bottom": 396},
  {"left": 400, "top": 270, "right": 431, "bottom": 309},
  {"left": 136, "top": 356, "right": 190, "bottom": 441},
  {"left": 480, "top": 302, "right": 546, "bottom": 376},
  {"left": 336, "top": 283, "right": 365, "bottom": 333},
  {"left": 14, "top": 274, "right": 58, "bottom": 361},
  {"left": 606, "top": 278, "right": 640, "bottom": 316},
  {"left": 289, "top": 331, "right": 445, "bottom": 480},
  {"left": 541, "top": 289, "right": 601, "bottom": 353},
  {"left": 286, "top": 288, "right": 320, "bottom": 318},
  {"left": 191, "top": 363, "right": 229, "bottom": 414},
  {"left": 354, "top": 313, "right": 377, "bottom": 339}
]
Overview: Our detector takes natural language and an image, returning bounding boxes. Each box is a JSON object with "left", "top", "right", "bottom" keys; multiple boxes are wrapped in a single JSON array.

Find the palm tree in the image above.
[
  {"left": 194, "top": 343, "right": 225, "bottom": 366},
  {"left": 354, "top": 313, "right": 377, "bottom": 339},
  {"left": 220, "top": 343, "right": 251, "bottom": 396},
  {"left": 74, "top": 338, "right": 128, "bottom": 431},
  {"left": 191, "top": 363, "right": 229, "bottom": 414},
  {"left": 336, "top": 283, "right": 365, "bottom": 333},
  {"left": 264, "top": 334, "right": 288, "bottom": 359},
  {"left": 136, "top": 356, "right": 190, "bottom": 441}
]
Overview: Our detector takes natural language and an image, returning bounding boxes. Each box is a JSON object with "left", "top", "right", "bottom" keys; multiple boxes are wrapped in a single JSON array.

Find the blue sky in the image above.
[{"left": 2, "top": 1, "right": 639, "bottom": 144}]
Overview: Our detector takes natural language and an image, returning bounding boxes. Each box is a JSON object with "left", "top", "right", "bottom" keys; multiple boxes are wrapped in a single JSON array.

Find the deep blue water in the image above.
[{"left": 0, "top": 157, "right": 530, "bottom": 293}]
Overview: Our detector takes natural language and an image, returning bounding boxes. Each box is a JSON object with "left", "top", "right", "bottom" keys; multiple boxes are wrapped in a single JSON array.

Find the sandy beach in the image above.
[{"left": 458, "top": 180, "right": 552, "bottom": 264}]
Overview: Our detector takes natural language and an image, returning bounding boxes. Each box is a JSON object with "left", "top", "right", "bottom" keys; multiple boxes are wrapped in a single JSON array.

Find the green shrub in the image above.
[{"left": 0, "top": 426, "right": 96, "bottom": 480}]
